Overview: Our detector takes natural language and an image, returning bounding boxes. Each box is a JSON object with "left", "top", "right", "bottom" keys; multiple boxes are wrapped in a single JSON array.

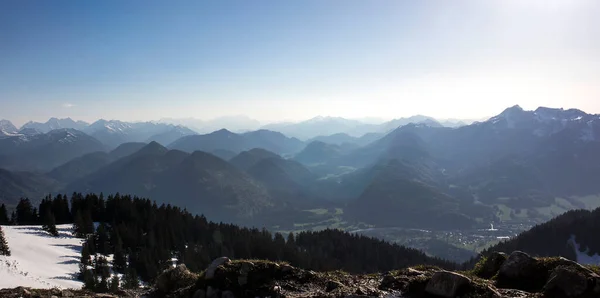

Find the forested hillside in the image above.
[
  {"left": 1, "top": 193, "right": 455, "bottom": 289},
  {"left": 472, "top": 206, "right": 600, "bottom": 266}
]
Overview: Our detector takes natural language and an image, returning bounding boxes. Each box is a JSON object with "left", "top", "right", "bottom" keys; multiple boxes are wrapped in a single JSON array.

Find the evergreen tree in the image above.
[
  {"left": 94, "top": 255, "right": 111, "bottom": 280},
  {"left": 109, "top": 275, "right": 120, "bottom": 292},
  {"left": 97, "top": 275, "right": 109, "bottom": 293},
  {"left": 80, "top": 241, "right": 92, "bottom": 277},
  {"left": 10, "top": 211, "right": 16, "bottom": 225},
  {"left": 31, "top": 208, "right": 39, "bottom": 224},
  {"left": 83, "top": 210, "right": 95, "bottom": 234},
  {"left": 0, "top": 204, "right": 9, "bottom": 224},
  {"left": 122, "top": 266, "right": 139, "bottom": 289},
  {"left": 82, "top": 269, "right": 96, "bottom": 290},
  {"left": 42, "top": 209, "right": 59, "bottom": 237},
  {"left": 95, "top": 223, "right": 110, "bottom": 255},
  {"left": 15, "top": 198, "right": 34, "bottom": 224},
  {"left": 113, "top": 235, "right": 127, "bottom": 274},
  {"left": 73, "top": 210, "right": 85, "bottom": 238},
  {"left": 0, "top": 226, "right": 10, "bottom": 256}
]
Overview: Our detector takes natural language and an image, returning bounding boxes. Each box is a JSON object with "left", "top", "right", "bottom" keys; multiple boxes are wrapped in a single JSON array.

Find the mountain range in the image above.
[
  {"left": 262, "top": 115, "right": 452, "bottom": 140},
  {"left": 1, "top": 105, "right": 600, "bottom": 230}
]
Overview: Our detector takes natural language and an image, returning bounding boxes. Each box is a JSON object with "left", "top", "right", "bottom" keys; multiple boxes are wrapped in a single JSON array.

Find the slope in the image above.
[
  {"left": 64, "top": 143, "right": 277, "bottom": 223},
  {"left": 0, "top": 224, "right": 83, "bottom": 289},
  {"left": 0, "top": 169, "right": 60, "bottom": 206},
  {"left": 169, "top": 129, "right": 304, "bottom": 156},
  {"left": 0, "top": 129, "right": 105, "bottom": 172}
]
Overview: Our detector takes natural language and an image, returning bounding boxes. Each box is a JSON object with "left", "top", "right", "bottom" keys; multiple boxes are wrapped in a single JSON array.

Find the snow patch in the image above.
[
  {"left": 568, "top": 235, "right": 600, "bottom": 265},
  {"left": 0, "top": 224, "right": 84, "bottom": 289}
]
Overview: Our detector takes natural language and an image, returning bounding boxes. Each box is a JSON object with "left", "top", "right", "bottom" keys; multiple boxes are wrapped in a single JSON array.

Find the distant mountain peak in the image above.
[
  {"left": 211, "top": 128, "right": 235, "bottom": 136},
  {"left": 500, "top": 105, "right": 524, "bottom": 115}
]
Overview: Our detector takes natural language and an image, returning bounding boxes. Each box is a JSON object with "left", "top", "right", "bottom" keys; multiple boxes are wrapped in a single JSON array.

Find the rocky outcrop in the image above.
[
  {"left": 205, "top": 257, "right": 231, "bottom": 280},
  {"left": 0, "top": 287, "right": 141, "bottom": 297},
  {"left": 12, "top": 251, "right": 600, "bottom": 298},
  {"left": 424, "top": 271, "right": 471, "bottom": 298},
  {"left": 156, "top": 264, "right": 199, "bottom": 294},
  {"left": 474, "top": 252, "right": 508, "bottom": 279}
]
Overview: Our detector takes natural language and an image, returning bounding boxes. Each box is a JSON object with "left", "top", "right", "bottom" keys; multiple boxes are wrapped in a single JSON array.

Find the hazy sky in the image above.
[{"left": 1, "top": 0, "right": 599, "bottom": 126}]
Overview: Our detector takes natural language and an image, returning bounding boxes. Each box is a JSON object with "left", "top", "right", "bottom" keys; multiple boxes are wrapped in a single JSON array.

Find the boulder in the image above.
[
  {"left": 156, "top": 264, "right": 199, "bottom": 293},
  {"left": 496, "top": 251, "right": 544, "bottom": 291},
  {"left": 237, "top": 261, "right": 254, "bottom": 286},
  {"left": 206, "top": 286, "right": 221, "bottom": 298},
  {"left": 222, "top": 290, "right": 236, "bottom": 298},
  {"left": 499, "top": 251, "right": 537, "bottom": 280},
  {"left": 206, "top": 257, "right": 231, "bottom": 279},
  {"left": 424, "top": 271, "right": 471, "bottom": 298},
  {"left": 544, "top": 265, "right": 596, "bottom": 298},
  {"left": 326, "top": 280, "right": 344, "bottom": 292},
  {"left": 476, "top": 252, "right": 508, "bottom": 279},
  {"left": 193, "top": 289, "right": 206, "bottom": 298}
]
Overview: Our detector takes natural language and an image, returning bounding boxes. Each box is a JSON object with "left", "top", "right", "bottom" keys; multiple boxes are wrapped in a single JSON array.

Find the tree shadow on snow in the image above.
[
  {"left": 21, "top": 230, "right": 57, "bottom": 238},
  {"left": 57, "top": 259, "right": 79, "bottom": 265},
  {"left": 51, "top": 272, "right": 81, "bottom": 282},
  {"left": 52, "top": 244, "right": 82, "bottom": 253}
]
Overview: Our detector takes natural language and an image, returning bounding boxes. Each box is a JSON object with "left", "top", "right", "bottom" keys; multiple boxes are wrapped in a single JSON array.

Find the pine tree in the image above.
[
  {"left": 109, "top": 275, "right": 120, "bottom": 292},
  {"left": 0, "top": 226, "right": 10, "bottom": 256},
  {"left": 15, "top": 198, "right": 34, "bottom": 224},
  {"left": 83, "top": 268, "right": 96, "bottom": 290},
  {"left": 95, "top": 223, "right": 110, "bottom": 255},
  {"left": 94, "top": 255, "right": 111, "bottom": 280},
  {"left": 73, "top": 210, "right": 85, "bottom": 238},
  {"left": 97, "top": 275, "right": 109, "bottom": 293},
  {"left": 0, "top": 204, "right": 9, "bottom": 224},
  {"left": 122, "top": 266, "right": 139, "bottom": 289},
  {"left": 42, "top": 209, "right": 59, "bottom": 237},
  {"left": 113, "top": 236, "right": 127, "bottom": 274},
  {"left": 80, "top": 241, "right": 92, "bottom": 277}
]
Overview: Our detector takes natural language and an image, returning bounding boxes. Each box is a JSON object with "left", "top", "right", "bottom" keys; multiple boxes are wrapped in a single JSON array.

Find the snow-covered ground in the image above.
[
  {"left": 0, "top": 224, "right": 84, "bottom": 289},
  {"left": 569, "top": 234, "right": 600, "bottom": 265}
]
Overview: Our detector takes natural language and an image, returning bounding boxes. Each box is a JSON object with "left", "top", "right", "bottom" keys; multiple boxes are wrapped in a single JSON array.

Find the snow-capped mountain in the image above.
[
  {"left": 84, "top": 120, "right": 197, "bottom": 148},
  {"left": 21, "top": 118, "right": 89, "bottom": 133},
  {"left": 485, "top": 105, "right": 600, "bottom": 141},
  {"left": 0, "top": 120, "right": 18, "bottom": 138},
  {"left": 0, "top": 128, "right": 105, "bottom": 171}
]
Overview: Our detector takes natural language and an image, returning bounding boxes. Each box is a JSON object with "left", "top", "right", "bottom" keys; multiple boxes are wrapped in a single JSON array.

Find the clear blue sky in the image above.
[{"left": 1, "top": 0, "right": 599, "bottom": 126}]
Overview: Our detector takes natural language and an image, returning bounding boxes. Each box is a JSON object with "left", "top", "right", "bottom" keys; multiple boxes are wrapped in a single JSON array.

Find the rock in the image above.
[
  {"left": 61, "top": 290, "right": 74, "bottom": 297},
  {"left": 206, "top": 286, "right": 221, "bottom": 298},
  {"left": 51, "top": 296, "right": 59, "bottom": 298},
  {"left": 496, "top": 288, "right": 532, "bottom": 298},
  {"left": 544, "top": 265, "right": 594, "bottom": 298},
  {"left": 326, "top": 280, "right": 344, "bottom": 292},
  {"left": 407, "top": 268, "right": 425, "bottom": 276},
  {"left": 476, "top": 252, "right": 508, "bottom": 279},
  {"left": 281, "top": 264, "right": 294, "bottom": 272},
  {"left": 222, "top": 290, "right": 235, "bottom": 298},
  {"left": 238, "top": 275, "right": 248, "bottom": 286},
  {"left": 424, "top": 271, "right": 471, "bottom": 298},
  {"left": 156, "top": 264, "right": 199, "bottom": 293},
  {"left": 499, "top": 251, "right": 537, "bottom": 280},
  {"left": 237, "top": 261, "right": 253, "bottom": 286},
  {"left": 205, "top": 256, "right": 231, "bottom": 279},
  {"left": 193, "top": 289, "right": 206, "bottom": 298}
]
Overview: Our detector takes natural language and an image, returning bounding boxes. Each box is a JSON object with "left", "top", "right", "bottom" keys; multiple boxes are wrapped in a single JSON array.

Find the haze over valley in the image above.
[{"left": 2, "top": 1, "right": 600, "bottom": 297}]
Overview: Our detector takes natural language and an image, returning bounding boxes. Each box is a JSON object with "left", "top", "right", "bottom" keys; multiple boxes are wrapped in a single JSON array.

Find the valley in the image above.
[{"left": 2, "top": 105, "right": 600, "bottom": 296}]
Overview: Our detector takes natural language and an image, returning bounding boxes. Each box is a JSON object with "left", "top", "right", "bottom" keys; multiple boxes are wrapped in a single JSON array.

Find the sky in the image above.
[{"left": 1, "top": 0, "right": 599, "bottom": 126}]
